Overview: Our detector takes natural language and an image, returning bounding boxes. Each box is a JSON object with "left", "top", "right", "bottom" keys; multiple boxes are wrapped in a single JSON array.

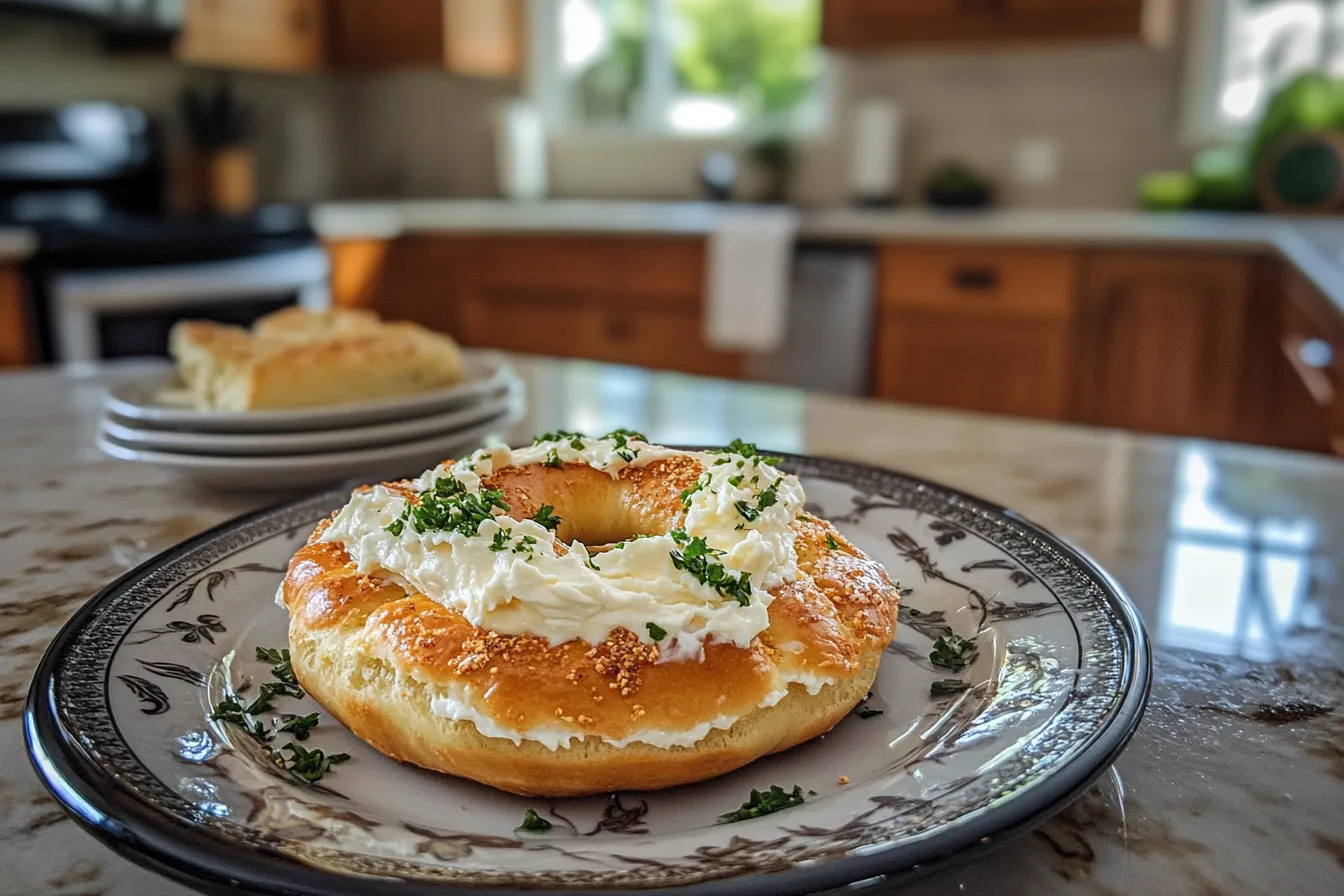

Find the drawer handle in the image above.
[
  {"left": 1299, "top": 337, "right": 1334, "bottom": 370},
  {"left": 604, "top": 316, "right": 634, "bottom": 341},
  {"left": 949, "top": 266, "right": 1000, "bottom": 292},
  {"left": 1282, "top": 334, "right": 1337, "bottom": 407}
]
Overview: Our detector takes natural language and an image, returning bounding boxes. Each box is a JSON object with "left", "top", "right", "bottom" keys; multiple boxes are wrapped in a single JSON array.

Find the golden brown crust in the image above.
[{"left": 282, "top": 457, "right": 900, "bottom": 796}]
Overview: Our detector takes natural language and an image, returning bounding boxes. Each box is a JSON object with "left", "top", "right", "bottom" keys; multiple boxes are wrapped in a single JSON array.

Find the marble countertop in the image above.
[{"left": 1, "top": 356, "right": 1342, "bottom": 894}]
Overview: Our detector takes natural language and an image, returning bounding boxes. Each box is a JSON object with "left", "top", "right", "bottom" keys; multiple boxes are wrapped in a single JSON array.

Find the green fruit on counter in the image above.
[
  {"left": 1190, "top": 144, "right": 1257, "bottom": 210},
  {"left": 1250, "top": 70, "right": 1344, "bottom": 168},
  {"left": 1137, "top": 170, "right": 1197, "bottom": 210}
]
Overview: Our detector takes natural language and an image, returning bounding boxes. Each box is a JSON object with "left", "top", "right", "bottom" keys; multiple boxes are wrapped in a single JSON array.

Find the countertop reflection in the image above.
[{"left": 0, "top": 356, "right": 1340, "bottom": 895}]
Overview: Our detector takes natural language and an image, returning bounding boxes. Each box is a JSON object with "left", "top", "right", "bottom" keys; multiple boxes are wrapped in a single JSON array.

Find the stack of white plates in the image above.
[{"left": 97, "top": 352, "right": 523, "bottom": 491}]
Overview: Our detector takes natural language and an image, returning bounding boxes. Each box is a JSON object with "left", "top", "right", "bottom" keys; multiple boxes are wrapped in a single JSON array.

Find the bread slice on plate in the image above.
[{"left": 169, "top": 308, "right": 464, "bottom": 411}]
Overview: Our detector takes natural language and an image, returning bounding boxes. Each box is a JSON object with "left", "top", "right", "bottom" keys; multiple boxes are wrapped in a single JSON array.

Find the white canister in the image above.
[
  {"left": 494, "top": 99, "right": 548, "bottom": 200},
  {"left": 849, "top": 98, "right": 902, "bottom": 205}
]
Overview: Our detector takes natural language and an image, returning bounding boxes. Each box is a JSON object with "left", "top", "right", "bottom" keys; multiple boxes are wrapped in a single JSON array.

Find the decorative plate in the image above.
[
  {"left": 104, "top": 352, "right": 516, "bottom": 433},
  {"left": 26, "top": 454, "right": 1150, "bottom": 896}
]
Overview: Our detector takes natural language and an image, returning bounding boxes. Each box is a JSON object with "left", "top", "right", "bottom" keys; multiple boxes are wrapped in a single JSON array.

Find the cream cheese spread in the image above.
[{"left": 318, "top": 432, "right": 826, "bottom": 749}]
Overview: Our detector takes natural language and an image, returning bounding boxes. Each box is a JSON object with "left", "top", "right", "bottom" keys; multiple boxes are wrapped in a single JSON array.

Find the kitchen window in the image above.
[
  {"left": 528, "top": 0, "right": 827, "bottom": 136},
  {"left": 1184, "top": 0, "right": 1344, "bottom": 143}
]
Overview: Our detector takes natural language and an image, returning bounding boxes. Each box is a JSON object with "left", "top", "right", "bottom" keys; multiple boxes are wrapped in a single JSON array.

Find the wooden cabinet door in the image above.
[
  {"left": 177, "top": 0, "right": 325, "bottom": 72},
  {"left": 1075, "top": 253, "right": 1252, "bottom": 439},
  {"left": 871, "top": 244, "right": 1077, "bottom": 419},
  {"left": 329, "top": 0, "right": 522, "bottom": 75},
  {"left": 822, "top": 0, "right": 1169, "bottom": 49},
  {"left": 822, "top": 0, "right": 997, "bottom": 49},
  {"left": 873, "top": 313, "right": 1072, "bottom": 418},
  {"left": 0, "top": 265, "right": 34, "bottom": 367}
]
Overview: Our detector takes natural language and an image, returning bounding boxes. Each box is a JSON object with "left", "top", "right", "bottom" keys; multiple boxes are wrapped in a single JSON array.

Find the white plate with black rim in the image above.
[
  {"left": 104, "top": 352, "right": 517, "bottom": 434},
  {"left": 98, "top": 388, "right": 519, "bottom": 457},
  {"left": 26, "top": 453, "right": 1150, "bottom": 896}
]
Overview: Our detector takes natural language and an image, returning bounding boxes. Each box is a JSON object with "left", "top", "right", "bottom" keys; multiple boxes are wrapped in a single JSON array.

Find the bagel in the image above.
[{"left": 280, "top": 432, "right": 901, "bottom": 797}]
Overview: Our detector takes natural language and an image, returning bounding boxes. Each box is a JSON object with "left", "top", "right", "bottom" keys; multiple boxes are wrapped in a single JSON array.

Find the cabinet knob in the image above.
[
  {"left": 1298, "top": 338, "right": 1334, "bottom": 370},
  {"left": 949, "top": 266, "right": 1000, "bottom": 292},
  {"left": 604, "top": 315, "right": 634, "bottom": 341}
]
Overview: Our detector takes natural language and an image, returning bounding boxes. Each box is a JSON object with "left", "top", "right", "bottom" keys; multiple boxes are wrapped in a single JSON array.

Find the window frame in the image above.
[{"left": 524, "top": 0, "right": 833, "bottom": 141}]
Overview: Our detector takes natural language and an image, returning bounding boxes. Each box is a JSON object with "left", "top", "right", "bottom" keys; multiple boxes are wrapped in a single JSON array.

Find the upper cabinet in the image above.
[
  {"left": 176, "top": 0, "right": 523, "bottom": 77},
  {"left": 177, "top": 0, "right": 327, "bottom": 73},
  {"left": 821, "top": 0, "right": 1174, "bottom": 51},
  {"left": 328, "top": 0, "right": 523, "bottom": 76}
]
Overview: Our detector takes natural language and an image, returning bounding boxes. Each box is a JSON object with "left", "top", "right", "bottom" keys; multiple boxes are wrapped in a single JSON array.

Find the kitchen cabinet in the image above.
[
  {"left": 0, "top": 265, "right": 34, "bottom": 367},
  {"left": 871, "top": 245, "right": 1078, "bottom": 418},
  {"left": 327, "top": 0, "right": 523, "bottom": 76},
  {"left": 329, "top": 235, "right": 745, "bottom": 380},
  {"left": 1279, "top": 266, "right": 1344, "bottom": 455},
  {"left": 176, "top": 0, "right": 326, "bottom": 73},
  {"left": 821, "top": 0, "right": 1173, "bottom": 51},
  {"left": 1073, "top": 253, "right": 1253, "bottom": 440}
]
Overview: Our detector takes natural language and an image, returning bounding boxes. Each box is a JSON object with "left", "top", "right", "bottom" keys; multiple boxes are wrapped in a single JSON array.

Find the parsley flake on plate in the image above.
[
  {"left": 519, "top": 808, "right": 552, "bottom": 832},
  {"left": 929, "top": 634, "right": 979, "bottom": 671},
  {"left": 930, "top": 679, "right": 972, "bottom": 698},
  {"left": 719, "top": 785, "right": 806, "bottom": 823}
]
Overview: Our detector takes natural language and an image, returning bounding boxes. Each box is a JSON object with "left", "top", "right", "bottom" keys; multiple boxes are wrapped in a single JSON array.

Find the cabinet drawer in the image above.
[
  {"left": 879, "top": 245, "right": 1078, "bottom": 320},
  {"left": 465, "top": 236, "right": 705, "bottom": 302}
]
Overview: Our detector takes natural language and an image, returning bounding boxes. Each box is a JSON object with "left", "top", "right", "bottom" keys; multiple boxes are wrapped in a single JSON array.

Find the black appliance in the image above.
[
  {"left": 0, "top": 103, "right": 328, "bottom": 363},
  {"left": 0, "top": 0, "right": 181, "bottom": 37}
]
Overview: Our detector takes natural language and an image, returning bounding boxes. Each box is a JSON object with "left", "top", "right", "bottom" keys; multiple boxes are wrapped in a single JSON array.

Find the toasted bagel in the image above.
[{"left": 281, "top": 436, "right": 900, "bottom": 796}]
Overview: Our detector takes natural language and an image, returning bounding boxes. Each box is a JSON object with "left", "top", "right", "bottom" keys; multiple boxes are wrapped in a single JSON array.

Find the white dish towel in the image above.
[{"left": 704, "top": 206, "right": 799, "bottom": 352}]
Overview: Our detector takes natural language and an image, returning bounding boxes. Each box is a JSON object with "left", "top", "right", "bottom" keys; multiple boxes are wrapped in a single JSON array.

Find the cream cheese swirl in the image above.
[{"left": 319, "top": 433, "right": 804, "bottom": 658}]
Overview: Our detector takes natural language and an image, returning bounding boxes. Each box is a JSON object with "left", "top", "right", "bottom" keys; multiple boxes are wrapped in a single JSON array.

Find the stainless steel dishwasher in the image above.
[{"left": 744, "top": 243, "right": 877, "bottom": 396}]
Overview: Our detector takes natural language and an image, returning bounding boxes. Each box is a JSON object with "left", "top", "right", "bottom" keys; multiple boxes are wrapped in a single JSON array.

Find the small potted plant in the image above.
[{"left": 180, "top": 80, "right": 254, "bottom": 215}]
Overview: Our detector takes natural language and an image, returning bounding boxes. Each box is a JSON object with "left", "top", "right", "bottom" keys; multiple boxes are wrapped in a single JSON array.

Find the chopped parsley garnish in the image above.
[
  {"left": 825, "top": 534, "right": 839, "bottom": 550},
  {"left": 489, "top": 528, "right": 511, "bottom": 552},
  {"left": 279, "top": 712, "right": 320, "bottom": 741},
  {"left": 514, "top": 535, "right": 538, "bottom": 559},
  {"left": 728, "top": 474, "right": 744, "bottom": 487},
  {"left": 714, "top": 439, "right": 783, "bottom": 466},
  {"left": 282, "top": 742, "right": 350, "bottom": 783},
  {"left": 384, "top": 518, "right": 405, "bottom": 536},
  {"left": 646, "top": 622, "right": 667, "bottom": 641},
  {"left": 669, "top": 529, "right": 753, "bottom": 606},
  {"left": 719, "top": 785, "right": 805, "bottom": 823},
  {"left": 519, "top": 808, "right": 552, "bottom": 831},
  {"left": 605, "top": 430, "right": 639, "bottom": 462},
  {"left": 734, "top": 500, "right": 760, "bottom": 522},
  {"left": 209, "top": 645, "right": 348, "bottom": 786},
  {"left": 603, "top": 428, "right": 648, "bottom": 443},
  {"left": 929, "top": 634, "right": 979, "bottom": 671},
  {"left": 853, "top": 691, "right": 883, "bottom": 719},
  {"left": 756, "top": 484, "right": 779, "bottom": 511},
  {"left": 930, "top": 679, "right": 972, "bottom": 698},
  {"left": 532, "top": 504, "right": 562, "bottom": 531},
  {"left": 389, "top": 475, "right": 510, "bottom": 539},
  {"left": 680, "top": 471, "right": 710, "bottom": 506},
  {"left": 543, "top": 447, "right": 564, "bottom": 468},
  {"left": 533, "top": 430, "right": 585, "bottom": 447}
]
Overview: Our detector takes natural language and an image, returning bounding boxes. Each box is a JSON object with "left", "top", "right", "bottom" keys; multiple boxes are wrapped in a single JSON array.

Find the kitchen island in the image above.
[{"left": 1, "top": 356, "right": 1341, "bottom": 894}]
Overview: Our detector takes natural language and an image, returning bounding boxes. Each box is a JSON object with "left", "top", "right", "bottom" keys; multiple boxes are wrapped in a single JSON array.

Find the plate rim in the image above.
[
  {"left": 98, "top": 390, "right": 517, "bottom": 456},
  {"left": 95, "top": 410, "right": 517, "bottom": 470},
  {"left": 25, "top": 453, "right": 1152, "bottom": 896}
]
